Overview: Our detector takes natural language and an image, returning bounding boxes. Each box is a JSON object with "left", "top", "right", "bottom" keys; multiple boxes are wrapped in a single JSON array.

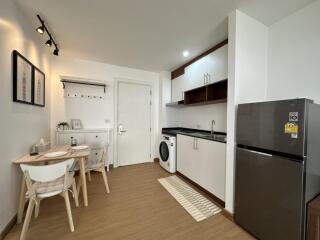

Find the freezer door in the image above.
[
  {"left": 237, "top": 99, "right": 310, "bottom": 157},
  {"left": 235, "top": 147, "right": 305, "bottom": 240}
]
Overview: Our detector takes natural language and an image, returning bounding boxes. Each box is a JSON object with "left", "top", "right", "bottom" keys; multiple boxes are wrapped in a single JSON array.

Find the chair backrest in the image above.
[
  {"left": 20, "top": 159, "right": 74, "bottom": 182},
  {"left": 87, "top": 145, "right": 108, "bottom": 168},
  {"left": 100, "top": 145, "right": 109, "bottom": 166}
]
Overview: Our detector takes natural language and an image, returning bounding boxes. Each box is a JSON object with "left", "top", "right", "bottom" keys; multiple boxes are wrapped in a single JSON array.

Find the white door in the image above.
[{"left": 117, "top": 82, "right": 152, "bottom": 166}]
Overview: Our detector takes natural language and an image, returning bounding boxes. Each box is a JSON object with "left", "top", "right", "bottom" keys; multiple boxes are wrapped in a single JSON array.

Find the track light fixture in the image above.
[
  {"left": 53, "top": 48, "right": 59, "bottom": 56},
  {"left": 36, "top": 14, "right": 60, "bottom": 56},
  {"left": 45, "top": 39, "right": 52, "bottom": 47},
  {"left": 36, "top": 26, "right": 45, "bottom": 34}
]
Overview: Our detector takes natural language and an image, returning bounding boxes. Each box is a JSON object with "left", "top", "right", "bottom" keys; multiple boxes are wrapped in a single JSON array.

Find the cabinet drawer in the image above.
[
  {"left": 85, "top": 133, "right": 106, "bottom": 148},
  {"left": 57, "top": 133, "right": 85, "bottom": 146}
]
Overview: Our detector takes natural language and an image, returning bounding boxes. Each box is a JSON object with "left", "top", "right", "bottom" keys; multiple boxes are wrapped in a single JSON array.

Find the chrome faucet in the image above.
[{"left": 211, "top": 120, "right": 215, "bottom": 135}]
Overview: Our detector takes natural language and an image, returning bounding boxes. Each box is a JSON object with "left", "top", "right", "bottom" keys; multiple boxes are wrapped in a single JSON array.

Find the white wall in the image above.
[
  {"left": 166, "top": 104, "right": 228, "bottom": 132},
  {"left": 0, "top": 0, "right": 51, "bottom": 232},
  {"left": 226, "top": 10, "right": 268, "bottom": 213},
  {"left": 267, "top": 0, "right": 320, "bottom": 102},
  {"left": 50, "top": 56, "right": 160, "bottom": 164}
]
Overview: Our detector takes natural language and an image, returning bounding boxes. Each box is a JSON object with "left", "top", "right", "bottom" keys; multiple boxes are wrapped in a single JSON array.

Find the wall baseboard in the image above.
[
  {"left": 0, "top": 214, "right": 17, "bottom": 240},
  {"left": 221, "top": 209, "right": 234, "bottom": 222},
  {"left": 176, "top": 171, "right": 225, "bottom": 208}
]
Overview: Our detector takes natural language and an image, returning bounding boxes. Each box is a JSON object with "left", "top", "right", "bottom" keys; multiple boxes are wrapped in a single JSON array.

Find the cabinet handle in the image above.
[
  {"left": 195, "top": 138, "right": 198, "bottom": 150},
  {"left": 204, "top": 74, "right": 206, "bottom": 85}
]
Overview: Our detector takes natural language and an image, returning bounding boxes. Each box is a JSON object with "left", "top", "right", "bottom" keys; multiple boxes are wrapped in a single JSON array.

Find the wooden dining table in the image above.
[{"left": 13, "top": 145, "right": 91, "bottom": 224}]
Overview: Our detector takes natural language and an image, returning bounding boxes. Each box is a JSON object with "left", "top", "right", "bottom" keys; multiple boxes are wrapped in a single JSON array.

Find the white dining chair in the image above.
[
  {"left": 19, "top": 159, "right": 78, "bottom": 240},
  {"left": 77, "top": 146, "right": 110, "bottom": 194}
]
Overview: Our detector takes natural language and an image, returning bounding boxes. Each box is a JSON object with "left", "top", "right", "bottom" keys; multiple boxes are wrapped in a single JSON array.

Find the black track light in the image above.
[
  {"left": 36, "top": 15, "right": 60, "bottom": 56},
  {"left": 36, "top": 26, "right": 45, "bottom": 34},
  {"left": 53, "top": 48, "right": 59, "bottom": 56},
  {"left": 45, "top": 39, "right": 52, "bottom": 47}
]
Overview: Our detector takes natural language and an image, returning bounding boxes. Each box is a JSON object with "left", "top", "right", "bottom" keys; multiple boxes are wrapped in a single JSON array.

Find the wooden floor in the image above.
[{"left": 5, "top": 162, "right": 254, "bottom": 240}]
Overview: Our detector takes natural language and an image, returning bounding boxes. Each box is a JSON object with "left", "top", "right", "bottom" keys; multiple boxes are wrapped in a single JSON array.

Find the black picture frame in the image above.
[
  {"left": 12, "top": 50, "right": 33, "bottom": 105},
  {"left": 33, "top": 66, "right": 45, "bottom": 107}
]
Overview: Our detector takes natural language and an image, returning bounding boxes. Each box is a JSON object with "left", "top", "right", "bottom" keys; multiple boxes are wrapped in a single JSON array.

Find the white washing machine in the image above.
[{"left": 159, "top": 134, "right": 176, "bottom": 173}]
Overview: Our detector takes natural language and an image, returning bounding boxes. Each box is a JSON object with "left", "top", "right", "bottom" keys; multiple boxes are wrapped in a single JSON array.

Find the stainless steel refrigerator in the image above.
[{"left": 235, "top": 98, "right": 320, "bottom": 240}]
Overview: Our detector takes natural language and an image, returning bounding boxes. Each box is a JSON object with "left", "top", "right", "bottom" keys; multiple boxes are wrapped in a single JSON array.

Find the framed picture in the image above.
[
  {"left": 12, "top": 50, "right": 33, "bottom": 105},
  {"left": 71, "top": 119, "right": 83, "bottom": 130},
  {"left": 33, "top": 66, "right": 45, "bottom": 107}
]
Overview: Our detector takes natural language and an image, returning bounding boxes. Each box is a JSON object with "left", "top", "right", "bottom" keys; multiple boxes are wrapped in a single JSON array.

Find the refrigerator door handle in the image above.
[{"left": 241, "top": 148, "right": 273, "bottom": 157}]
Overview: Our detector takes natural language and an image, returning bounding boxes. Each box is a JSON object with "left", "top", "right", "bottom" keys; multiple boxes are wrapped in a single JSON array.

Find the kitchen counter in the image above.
[{"left": 162, "top": 127, "right": 227, "bottom": 143}]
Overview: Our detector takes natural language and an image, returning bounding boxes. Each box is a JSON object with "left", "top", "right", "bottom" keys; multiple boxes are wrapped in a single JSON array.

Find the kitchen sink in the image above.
[{"left": 191, "top": 132, "right": 226, "bottom": 142}]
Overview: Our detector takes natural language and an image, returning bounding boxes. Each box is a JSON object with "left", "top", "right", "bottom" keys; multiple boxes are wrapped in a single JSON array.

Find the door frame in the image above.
[{"left": 113, "top": 78, "right": 154, "bottom": 168}]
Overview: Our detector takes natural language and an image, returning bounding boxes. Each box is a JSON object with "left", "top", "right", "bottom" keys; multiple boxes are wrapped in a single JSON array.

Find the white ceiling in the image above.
[{"left": 15, "top": 0, "right": 315, "bottom": 72}]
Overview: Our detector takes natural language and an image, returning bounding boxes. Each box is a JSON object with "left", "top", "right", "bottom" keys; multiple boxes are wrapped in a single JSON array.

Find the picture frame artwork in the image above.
[
  {"left": 33, "top": 66, "right": 45, "bottom": 106},
  {"left": 71, "top": 119, "right": 83, "bottom": 130},
  {"left": 13, "top": 50, "right": 33, "bottom": 104}
]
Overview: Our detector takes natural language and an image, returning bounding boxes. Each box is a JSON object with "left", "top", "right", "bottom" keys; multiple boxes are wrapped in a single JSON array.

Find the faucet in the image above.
[{"left": 211, "top": 120, "right": 215, "bottom": 135}]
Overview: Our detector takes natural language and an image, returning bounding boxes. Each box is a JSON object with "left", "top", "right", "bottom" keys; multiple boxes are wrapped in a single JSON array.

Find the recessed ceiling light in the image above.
[{"left": 183, "top": 51, "right": 189, "bottom": 57}]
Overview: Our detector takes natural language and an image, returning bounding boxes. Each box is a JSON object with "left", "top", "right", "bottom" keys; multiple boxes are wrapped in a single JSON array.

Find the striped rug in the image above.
[{"left": 158, "top": 175, "right": 221, "bottom": 222}]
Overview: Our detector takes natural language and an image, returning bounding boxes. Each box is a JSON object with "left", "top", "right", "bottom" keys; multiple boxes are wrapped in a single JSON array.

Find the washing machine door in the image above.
[{"left": 159, "top": 141, "right": 169, "bottom": 162}]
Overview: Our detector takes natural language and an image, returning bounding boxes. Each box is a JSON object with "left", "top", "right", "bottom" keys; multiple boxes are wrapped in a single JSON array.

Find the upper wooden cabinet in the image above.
[
  {"left": 206, "top": 44, "right": 228, "bottom": 84},
  {"left": 185, "top": 44, "right": 228, "bottom": 88},
  {"left": 185, "top": 56, "right": 207, "bottom": 90},
  {"left": 172, "top": 43, "right": 228, "bottom": 102},
  {"left": 169, "top": 40, "right": 228, "bottom": 106},
  {"left": 171, "top": 74, "right": 185, "bottom": 102}
]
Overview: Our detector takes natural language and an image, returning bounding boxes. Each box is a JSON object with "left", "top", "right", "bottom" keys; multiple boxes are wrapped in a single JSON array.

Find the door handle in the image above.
[
  {"left": 193, "top": 138, "right": 198, "bottom": 150},
  {"left": 241, "top": 148, "right": 272, "bottom": 157}
]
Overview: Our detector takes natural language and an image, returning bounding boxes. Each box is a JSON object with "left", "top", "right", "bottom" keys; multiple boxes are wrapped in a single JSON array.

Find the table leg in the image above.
[
  {"left": 79, "top": 157, "right": 88, "bottom": 206},
  {"left": 17, "top": 175, "right": 26, "bottom": 224}
]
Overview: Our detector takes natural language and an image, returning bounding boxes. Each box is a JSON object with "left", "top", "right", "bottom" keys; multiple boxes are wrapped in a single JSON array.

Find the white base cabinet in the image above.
[
  {"left": 177, "top": 134, "right": 226, "bottom": 201},
  {"left": 56, "top": 129, "right": 111, "bottom": 168}
]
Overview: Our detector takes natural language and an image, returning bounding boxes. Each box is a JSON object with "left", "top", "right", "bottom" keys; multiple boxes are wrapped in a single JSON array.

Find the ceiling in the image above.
[{"left": 15, "top": 0, "right": 315, "bottom": 72}]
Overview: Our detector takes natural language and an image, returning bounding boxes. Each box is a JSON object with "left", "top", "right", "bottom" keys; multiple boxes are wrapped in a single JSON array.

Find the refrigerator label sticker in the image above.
[
  {"left": 289, "top": 112, "right": 298, "bottom": 122},
  {"left": 285, "top": 122, "right": 298, "bottom": 134},
  {"left": 291, "top": 133, "right": 298, "bottom": 139}
]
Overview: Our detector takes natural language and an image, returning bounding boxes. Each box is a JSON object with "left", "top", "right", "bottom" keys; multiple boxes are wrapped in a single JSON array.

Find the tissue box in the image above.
[{"left": 35, "top": 142, "right": 51, "bottom": 153}]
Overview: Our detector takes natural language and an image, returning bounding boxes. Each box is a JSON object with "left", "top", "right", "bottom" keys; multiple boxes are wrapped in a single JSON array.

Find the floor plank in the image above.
[{"left": 5, "top": 162, "right": 254, "bottom": 240}]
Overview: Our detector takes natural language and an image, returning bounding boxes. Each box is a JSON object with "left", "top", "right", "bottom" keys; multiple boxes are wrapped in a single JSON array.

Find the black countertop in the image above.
[{"left": 162, "top": 127, "right": 227, "bottom": 143}]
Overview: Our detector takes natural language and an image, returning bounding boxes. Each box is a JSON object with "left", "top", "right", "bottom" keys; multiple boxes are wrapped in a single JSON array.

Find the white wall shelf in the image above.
[{"left": 60, "top": 75, "right": 108, "bottom": 99}]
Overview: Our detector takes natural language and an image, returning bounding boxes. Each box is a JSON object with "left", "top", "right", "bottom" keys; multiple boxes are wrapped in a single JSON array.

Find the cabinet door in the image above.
[
  {"left": 57, "top": 133, "right": 85, "bottom": 146},
  {"left": 185, "top": 57, "right": 207, "bottom": 90},
  {"left": 171, "top": 74, "right": 185, "bottom": 102},
  {"left": 206, "top": 44, "right": 228, "bottom": 84},
  {"left": 197, "top": 138, "right": 226, "bottom": 200},
  {"left": 177, "top": 135, "right": 200, "bottom": 183}
]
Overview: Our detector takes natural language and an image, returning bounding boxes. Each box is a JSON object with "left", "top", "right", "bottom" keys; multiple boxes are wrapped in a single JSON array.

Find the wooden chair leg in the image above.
[
  {"left": 101, "top": 167, "right": 110, "bottom": 194},
  {"left": 87, "top": 171, "right": 91, "bottom": 182},
  {"left": 34, "top": 198, "right": 41, "bottom": 218},
  {"left": 72, "top": 179, "right": 79, "bottom": 207},
  {"left": 63, "top": 191, "right": 75, "bottom": 232},
  {"left": 76, "top": 175, "right": 82, "bottom": 198},
  {"left": 20, "top": 198, "right": 35, "bottom": 240}
]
